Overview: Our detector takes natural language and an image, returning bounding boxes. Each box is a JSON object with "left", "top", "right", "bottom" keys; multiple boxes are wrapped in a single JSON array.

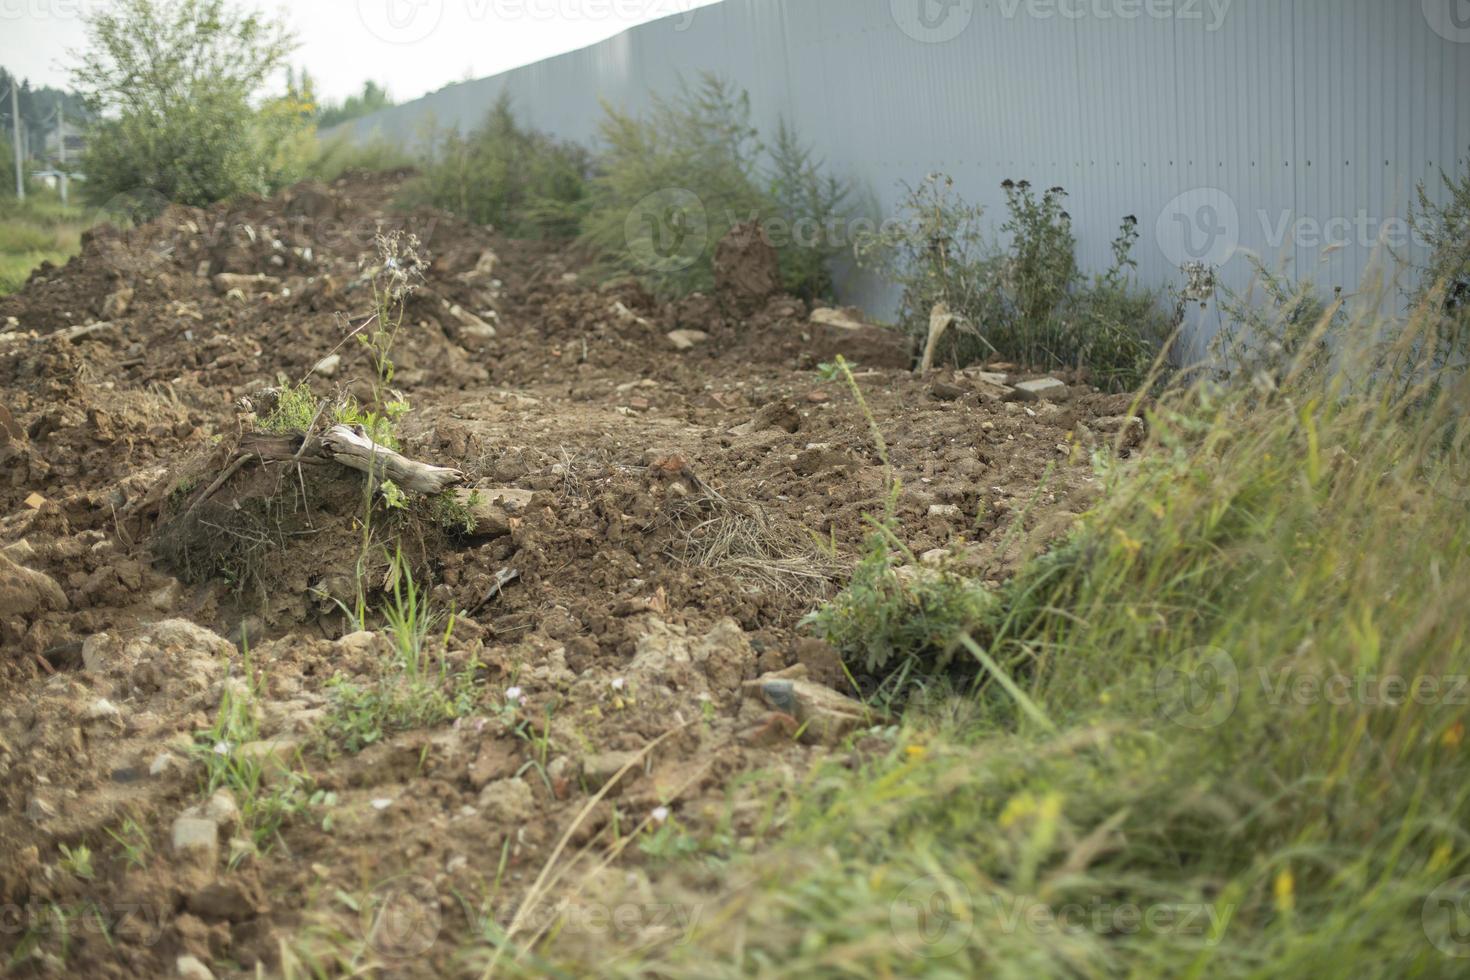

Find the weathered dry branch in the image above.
[{"left": 318, "top": 424, "right": 465, "bottom": 494}]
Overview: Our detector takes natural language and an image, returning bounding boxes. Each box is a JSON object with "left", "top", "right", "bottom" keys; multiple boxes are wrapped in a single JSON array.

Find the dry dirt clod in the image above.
[{"left": 172, "top": 816, "right": 221, "bottom": 868}]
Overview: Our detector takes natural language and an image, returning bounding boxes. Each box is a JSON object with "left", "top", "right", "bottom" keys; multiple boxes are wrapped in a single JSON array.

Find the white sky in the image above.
[{"left": 1, "top": 0, "right": 725, "bottom": 104}]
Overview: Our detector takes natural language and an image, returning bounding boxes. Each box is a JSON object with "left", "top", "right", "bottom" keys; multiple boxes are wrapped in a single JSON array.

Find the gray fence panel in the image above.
[{"left": 334, "top": 0, "right": 1470, "bottom": 351}]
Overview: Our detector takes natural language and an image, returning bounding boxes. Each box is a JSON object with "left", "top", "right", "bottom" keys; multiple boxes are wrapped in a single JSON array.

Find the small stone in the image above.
[
  {"left": 83, "top": 698, "right": 123, "bottom": 724},
  {"left": 24, "top": 492, "right": 46, "bottom": 510},
  {"left": 171, "top": 816, "right": 220, "bottom": 867},
  {"left": 149, "top": 752, "right": 176, "bottom": 777},
  {"left": 176, "top": 956, "right": 215, "bottom": 980},
  {"left": 1008, "top": 378, "right": 1070, "bottom": 403},
  {"left": 187, "top": 878, "right": 263, "bottom": 922},
  {"left": 311, "top": 354, "right": 341, "bottom": 377},
  {"left": 582, "top": 750, "right": 642, "bottom": 794},
  {"left": 26, "top": 795, "right": 57, "bottom": 824},
  {"left": 202, "top": 790, "right": 240, "bottom": 833},
  {"left": 928, "top": 504, "right": 963, "bottom": 519},
  {"left": 738, "top": 711, "right": 800, "bottom": 747},
  {"left": 477, "top": 777, "right": 535, "bottom": 824},
  {"left": 666, "top": 329, "right": 709, "bottom": 351}
]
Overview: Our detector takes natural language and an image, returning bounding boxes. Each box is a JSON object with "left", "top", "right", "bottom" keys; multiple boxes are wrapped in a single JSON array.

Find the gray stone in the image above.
[
  {"left": 477, "top": 777, "right": 535, "bottom": 824},
  {"left": 1008, "top": 378, "right": 1070, "bottom": 403},
  {"left": 582, "top": 751, "right": 643, "bottom": 794},
  {"left": 176, "top": 955, "right": 216, "bottom": 980},
  {"left": 171, "top": 816, "right": 220, "bottom": 867},
  {"left": 666, "top": 329, "right": 709, "bottom": 351}
]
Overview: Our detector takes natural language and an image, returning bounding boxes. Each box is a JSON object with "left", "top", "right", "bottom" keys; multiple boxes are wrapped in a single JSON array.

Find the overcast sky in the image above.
[{"left": 2, "top": 0, "right": 724, "bottom": 104}]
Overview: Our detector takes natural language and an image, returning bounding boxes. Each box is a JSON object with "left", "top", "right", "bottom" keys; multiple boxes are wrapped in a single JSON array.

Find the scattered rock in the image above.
[
  {"left": 25, "top": 795, "right": 57, "bottom": 825},
  {"left": 0, "top": 553, "right": 68, "bottom": 618},
  {"left": 171, "top": 816, "right": 220, "bottom": 867},
  {"left": 582, "top": 750, "right": 643, "bottom": 794},
  {"left": 1007, "top": 378, "right": 1070, "bottom": 403},
  {"left": 187, "top": 877, "right": 264, "bottom": 922},
  {"left": 746, "top": 665, "right": 884, "bottom": 746},
  {"left": 211, "top": 273, "right": 280, "bottom": 296},
  {"left": 666, "top": 329, "right": 709, "bottom": 351},
  {"left": 809, "top": 307, "right": 871, "bottom": 331},
  {"left": 738, "top": 711, "right": 800, "bottom": 747},
  {"left": 928, "top": 504, "right": 963, "bottom": 519},
  {"left": 176, "top": 956, "right": 215, "bottom": 980},
  {"left": 82, "top": 698, "right": 124, "bottom": 727},
  {"left": 477, "top": 777, "right": 535, "bottom": 824},
  {"left": 311, "top": 353, "right": 341, "bottom": 377}
]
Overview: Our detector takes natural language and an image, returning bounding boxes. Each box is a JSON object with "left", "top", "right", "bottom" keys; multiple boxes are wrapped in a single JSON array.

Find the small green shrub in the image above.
[
  {"left": 1407, "top": 151, "right": 1470, "bottom": 373},
  {"left": 856, "top": 175, "right": 1173, "bottom": 389},
  {"left": 806, "top": 528, "right": 995, "bottom": 680},
  {"left": 405, "top": 94, "right": 589, "bottom": 238},
  {"left": 581, "top": 73, "right": 853, "bottom": 299},
  {"left": 322, "top": 554, "right": 479, "bottom": 754}
]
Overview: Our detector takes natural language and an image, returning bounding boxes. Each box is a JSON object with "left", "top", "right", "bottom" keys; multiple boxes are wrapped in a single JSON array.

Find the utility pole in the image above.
[
  {"left": 56, "top": 105, "right": 68, "bottom": 207},
  {"left": 10, "top": 83, "right": 23, "bottom": 202}
]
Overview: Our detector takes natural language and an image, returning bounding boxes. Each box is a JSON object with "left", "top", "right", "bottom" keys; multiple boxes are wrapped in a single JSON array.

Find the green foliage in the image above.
[
  {"left": 194, "top": 640, "right": 326, "bottom": 852},
  {"left": 316, "top": 80, "right": 394, "bottom": 130},
  {"left": 581, "top": 74, "right": 853, "bottom": 299},
  {"left": 1213, "top": 258, "right": 1339, "bottom": 381},
  {"left": 57, "top": 844, "right": 94, "bottom": 881},
  {"left": 427, "top": 490, "right": 480, "bottom": 535},
  {"left": 0, "top": 190, "right": 96, "bottom": 295},
  {"left": 305, "top": 134, "right": 415, "bottom": 183},
  {"left": 71, "top": 0, "right": 310, "bottom": 207},
  {"left": 1408, "top": 152, "right": 1470, "bottom": 373},
  {"left": 322, "top": 554, "right": 479, "bottom": 754},
  {"left": 406, "top": 94, "right": 590, "bottom": 238},
  {"left": 855, "top": 175, "right": 1173, "bottom": 390},
  {"left": 538, "top": 260, "right": 1470, "bottom": 979},
  {"left": 805, "top": 530, "right": 995, "bottom": 679},
  {"left": 257, "top": 381, "right": 321, "bottom": 434}
]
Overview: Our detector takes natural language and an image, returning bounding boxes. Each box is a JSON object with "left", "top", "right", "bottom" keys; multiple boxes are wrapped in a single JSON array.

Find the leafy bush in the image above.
[
  {"left": 406, "top": 94, "right": 589, "bottom": 239},
  {"left": 1408, "top": 152, "right": 1470, "bottom": 373},
  {"left": 856, "top": 175, "right": 1174, "bottom": 389},
  {"left": 805, "top": 530, "right": 995, "bottom": 680},
  {"left": 581, "top": 74, "right": 853, "bottom": 299},
  {"left": 71, "top": 0, "right": 310, "bottom": 207},
  {"left": 316, "top": 80, "right": 394, "bottom": 131}
]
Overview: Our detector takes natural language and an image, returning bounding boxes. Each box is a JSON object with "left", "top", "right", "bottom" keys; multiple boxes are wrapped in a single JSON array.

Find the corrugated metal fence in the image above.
[{"left": 336, "top": 0, "right": 1470, "bottom": 352}]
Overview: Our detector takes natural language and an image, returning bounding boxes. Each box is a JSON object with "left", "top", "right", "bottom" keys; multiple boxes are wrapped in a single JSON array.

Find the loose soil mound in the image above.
[{"left": 0, "top": 173, "right": 1142, "bottom": 976}]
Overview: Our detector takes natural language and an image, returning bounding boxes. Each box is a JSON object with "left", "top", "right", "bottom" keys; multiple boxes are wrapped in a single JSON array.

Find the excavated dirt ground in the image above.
[{"left": 0, "top": 173, "right": 1143, "bottom": 977}]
